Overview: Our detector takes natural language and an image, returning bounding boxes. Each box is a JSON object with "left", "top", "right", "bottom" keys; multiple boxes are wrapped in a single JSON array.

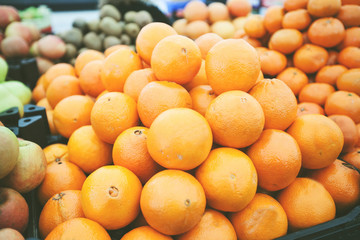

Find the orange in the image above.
[
  {"left": 298, "top": 83, "right": 336, "bottom": 106},
  {"left": 104, "top": 44, "right": 131, "bottom": 57},
  {"left": 79, "top": 60, "right": 105, "bottom": 98},
  {"left": 46, "top": 75, "right": 83, "bottom": 109},
  {"left": 342, "top": 0, "right": 360, "bottom": 5},
  {"left": 183, "top": 60, "right": 208, "bottom": 91},
  {"left": 315, "top": 65, "right": 348, "bottom": 86},
  {"left": 329, "top": 115, "right": 358, "bottom": 153},
  {"left": 269, "top": 29, "right": 304, "bottom": 55},
  {"left": 284, "top": 0, "right": 308, "bottom": 11},
  {"left": 250, "top": 78, "right": 297, "bottom": 130},
  {"left": 338, "top": 47, "right": 360, "bottom": 69},
  {"left": 232, "top": 16, "right": 247, "bottom": 30},
  {"left": 147, "top": 108, "right": 212, "bottom": 170},
  {"left": 277, "top": 178, "right": 336, "bottom": 231},
  {"left": 39, "top": 190, "right": 84, "bottom": 238},
  {"left": 241, "top": 35, "right": 262, "bottom": 48},
  {"left": 307, "top": 0, "right": 341, "bottom": 17},
  {"left": 194, "top": 33, "right": 223, "bottom": 60},
  {"left": 137, "top": 81, "right": 192, "bottom": 128},
  {"left": 258, "top": 49, "right": 287, "bottom": 76},
  {"left": 37, "top": 159, "right": 86, "bottom": 205},
  {"left": 308, "top": 17, "right": 345, "bottom": 48},
  {"left": 113, "top": 126, "right": 162, "bottom": 184},
  {"left": 136, "top": 23, "right": 178, "bottom": 65},
  {"left": 208, "top": 2, "right": 230, "bottom": 23},
  {"left": 327, "top": 50, "right": 339, "bottom": 65},
  {"left": 45, "top": 218, "right": 110, "bottom": 240},
  {"left": 264, "top": 6, "right": 284, "bottom": 34},
  {"left": 91, "top": 92, "right": 138, "bottom": 144},
  {"left": 309, "top": 159, "right": 360, "bottom": 213},
  {"left": 74, "top": 50, "right": 104, "bottom": 76},
  {"left": 337, "top": 27, "right": 360, "bottom": 50},
  {"left": 43, "top": 143, "right": 68, "bottom": 164},
  {"left": 123, "top": 68, "right": 157, "bottom": 102},
  {"left": 210, "top": 21, "right": 236, "bottom": 39},
  {"left": 247, "top": 129, "right": 302, "bottom": 191},
  {"left": 185, "top": 20, "right": 210, "bottom": 40},
  {"left": 206, "top": 39, "right": 260, "bottom": 95},
  {"left": 230, "top": 193, "right": 288, "bottom": 240},
  {"left": 53, "top": 95, "right": 94, "bottom": 138},
  {"left": 287, "top": 114, "right": 344, "bottom": 169},
  {"left": 140, "top": 170, "right": 206, "bottom": 235},
  {"left": 293, "top": 44, "right": 329, "bottom": 74},
  {"left": 43, "top": 63, "right": 76, "bottom": 90},
  {"left": 358, "top": 124, "right": 360, "bottom": 146},
  {"left": 32, "top": 83, "right": 46, "bottom": 103},
  {"left": 100, "top": 48, "right": 142, "bottom": 92},
  {"left": 277, "top": 67, "right": 308, "bottom": 96},
  {"left": 336, "top": 5, "right": 360, "bottom": 27},
  {"left": 68, "top": 125, "right": 112, "bottom": 174},
  {"left": 172, "top": 19, "right": 187, "bottom": 35},
  {"left": 121, "top": 226, "right": 172, "bottom": 240},
  {"left": 205, "top": 90, "right": 264, "bottom": 148},
  {"left": 297, "top": 102, "right": 325, "bottom": 117},
  {"left": 189, "top": 85, "right": 216, "bottom": 116},
  {"left": 37, "top": 98, "right": 53, "bottom": 111},
  {"left": 183, "top": 0, "right": 209, "bottom": 22},
  {"left": 325, "top": 91, "right": 360, "bottom": 124},
  {"left": 81, "top": 165, "right": 142, "bottom": 230},
  {"left": 46, "top": 110, "right": 58, "bottom": 135},
  {"left": 177, "top": 209, "right": 237, "bottom": 240},
  {"left": 227, "top": 0, "right": 252, "bottom": 17},
  {"left": 342, "top": 147, "right": 360, "bottom": 169},
  {"left": 337, "top": 68, "right": 360, "bottom": 96},
  {"left": 151, "top": 35, "right": 202, "bottom": 85},
  {"left": 196, "top": 147, "right": 257, "bottom": 212},
  {"left": 244, "top": 15, "right": 266, "bottom": 39},
  {"left": 282, "top": 9, "right": 312, "bottom": 31}
]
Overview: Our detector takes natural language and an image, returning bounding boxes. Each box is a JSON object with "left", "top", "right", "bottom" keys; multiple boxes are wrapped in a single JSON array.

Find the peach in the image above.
[
  {"left": 38, "top": 35, "right": 66, "bottom": 59},
  {"left": 0, "top": 6, "right": 20, "bottom": 29},
  {"left": 1, "top": 36, "right": 29, "bottom": 57},
  {"left": 5, "top": 22, "right": 32, "bottom": 44},
  {"left": 0, "top": 228, "right": 24, "bottom": 240}
]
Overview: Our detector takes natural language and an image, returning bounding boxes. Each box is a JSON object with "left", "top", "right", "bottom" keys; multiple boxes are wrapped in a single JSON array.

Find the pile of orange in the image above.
[{"left": 30, "top": 0, "right": 360, "bottom": 239}]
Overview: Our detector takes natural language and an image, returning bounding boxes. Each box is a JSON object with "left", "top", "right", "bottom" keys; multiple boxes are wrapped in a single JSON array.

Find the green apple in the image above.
[
  {"left": 0, "top": 126, "right": 19, "bottom": 179},
  {"left": 1, "top": 81, "right": 31, "bottom": 105},
  {"left": 0, "top": 85, "right": 24, "bottom": 117},
  {"left": 0, "top": 57, "right": 8, "bottom": 82}
]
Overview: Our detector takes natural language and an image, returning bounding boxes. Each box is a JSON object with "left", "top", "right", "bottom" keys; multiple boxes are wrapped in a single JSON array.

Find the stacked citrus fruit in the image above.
[{"left": 30, "top": 0, "right": 360, "bottom": 239}]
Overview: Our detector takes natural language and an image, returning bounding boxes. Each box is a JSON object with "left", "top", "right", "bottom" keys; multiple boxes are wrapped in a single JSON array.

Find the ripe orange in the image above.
[
  {"left": 208, "top": 2, "right": 230, "bottom": 23},
  {"left": 121, "top": 226, "right": 172, "bottom": 240},
  {"left": 277, "top": 67, "right": 308, "bottom": 96},
  {"left": 338, "top": 47, "right": 360, "bottom": 69},
  {"left": 79, "top": 60, "right": 105, "bottom": 98},
  {"left": 81, "top": 166, "right": 142, "bottom": 230},
  {"left": 46, "top": 75, "right": 83, "bottom": 109},
  {"left": 189, "top": 85, "right": 217, "bottom": 116},
  {"left": 177, "top": 209, "right": 237, "bottom": 240},
  {"left": 258, "top": 49, "right": 287, "bottom": 76},
  {"left": 337, "top": 27, "right": 360, "bottom": 50},
  {"left": 136, "top": 23, "right": 177, "bottom": 65},
  {"left": 244, "top": 15, "right": 266, "bottom": 39},
  {"left": 45, "top": 218, "right": 111, "bottom": 240},
  {"left": 277, "top": 178, "right": 336, "bottom": 231},
  {"left": 140, "top": 170, "right": 206, "bottom": 235},
  {"left": 43, "top": 143, "right": 68, "bottom": 164},
  {"left": 298, "top": 83, "right": 336, "bottom": 106},
  {"left": 308, "top": 159, "right": 360, "bottom": 213},
  {"left": 264, "top": 6, "right": 284, "bottom": 34},
  {"left": 113, "top": 126, "right": 162, "bottom": 184},
  {"left": 46, "top": 111, "right": 56, "bottom": 135},
  {"left": 308, "top": 17, "right": 345, "bottom": 48},
  {"left": 337, "top": 68, "right": 360, "bottom": 99},
  {"left": 32, "top": 83, "right": 46, "bottom": 103},
  {"left": 205, "top": 90, "right": 264, "bottom": 148},
  {"left": 210, "top": 21, "right": 236, "bottom": 39},
  {"left": 183, "top": 0, "right": 209, "bottom": 22},
  {"left": 287, "top": 114, "right": 344, "bottom": 169},
  {"left": 53, "top": 95, "right": 94, "bottom": 138},
  {"left": 282, "top": 9, "right": 312, "bottom": 30},
  {"left": 43, "top": 63, "right": 76, "bottom": 90},
  {"left": 315, "top": 65, "right": 348, "bottom": 86},
  {"left": 183, "top": 59, "right": 208, "bottom": 91},
  {"left": 37, "top": 160, "right": 86, "bottom": 205},
  {"left": 194, "top": 33, "right": 223, "bottom": 60},
  {"left": 137, "top": 81, "right": 192, "bottom": 128},
  {"left": 293, "top": 44, "right": 329, "bottom": 74},
  {"left": 227, "top": 0, "right": 252, "bottom": 17},
  {"left": 151, "top": 35, "right": 202, "bottom": 85},
  {"left": 247, "top": 129, "right": 302, "bottom": 191},
  {"left": 230, "top": 193, "right": 288, "bottom": 239},
  {"left": 329, "top": 115, "right": 358, "bottom": 153},
  {"left": 269, "top": 29, "right": 304, "bottom": 55},
  {"left": 185, "top": 21, "right": 210, "bottom": 40},
  {"left": 196, "top": 147, "right": 257, "bottom": 212},
  {"left": 91, "top": 92, "right": 138, "bottom": 144},
  {"left": 123, "top": 68, "right": 157, "bottom": 102},
  {"left": 284, "top": 0, "right": 308, "bottom": 11},
  {"left": 342, "top": 147, "right": 360, "bottom": 169},
  {"left": 37, "top": 98, "right": 52, "bottom": 111},
  {"left": 297, "top": 102, "right": 325, "bottom": 117},
  {"left": 325, "top": 91, "right": 360, "bottom": 124},
  {"left": 307, "top": 0, "right": 341, "bottom": 17},
  {"left": 74, "top": 50, "right": 104, "bottom": 76},
  {"left": 206, "top": 39, "right": 260, "bottom": 95},
  {"left": 250, "top": 78, "right": 297, "bottom": 130},
  {"left": 172, "top": 19, "right": 187, "bottom": 35},
  {"left": 104, "top": 44, "right": 131, "bottom": 57},
  {"left": 100, "top": 48, "right": 142, "bottom": 92},
  {"left": 336, "top": 5, "right": 360, "bottom": 27},
  {"left": 39, "top": 190, "right": 84, "bottom": 238},
  {"left": 147, "top": 108, "right": 212, "bottom": 170}
]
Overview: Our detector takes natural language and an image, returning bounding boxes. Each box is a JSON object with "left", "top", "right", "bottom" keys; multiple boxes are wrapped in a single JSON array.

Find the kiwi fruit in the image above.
[
  {"left": 87, "top": 19, "right": 100, "bottom": 33},
  {"left": 124, "top": 11, "right": 137, "bottom": 23},
  {"left": 98, "top": 32, "right": 106, "bottom": 42},
  {"left": 64, "top": 44, "right": 77, "bottom": 59},
  {"left": 100, "top": 17, "right": 122, "bottom": 36},
  {"left": 103, "top": 36, "right": 122, "bottom": 49},
  {"left": 83, "top": 32, "right": 102, "bottom": 51},
  {"left": 69, "top": 58, "right": 76, "bottom": 66},
  {"left": 120, "top": 34, "right": 131, "bottom": 45},
  {"left": 135, "top": 10, "right": 153, "bottom": 28},
  {"left": 124, "top": 23, "right": 140, "bottom": 39},
  {"left": 100, "top": 4, "right": 121, "bottom": 21},
  {"left": 73, "top": 18, "right": 88, "bottom": 33},
  {"left": 62, "top": 28, "right": 83, "bottom": 48}
]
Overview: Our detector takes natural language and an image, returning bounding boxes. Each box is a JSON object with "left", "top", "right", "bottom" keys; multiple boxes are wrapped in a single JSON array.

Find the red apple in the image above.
[
  {"left": 0, "top": 228, "right": 25, "bottom": 240},
  {"left": 1, "top": 139, "right": 47, "bottom": 193},
  {"left": 1, "top": 36, "right": 29, "bottom": 58},
  {"left": 5, "top": 22, "right": 33, "bottom": 44},
  {"left": 0, "top": 126, "right": 19, "bottom": 179},
  {"left": 0, "top": 6, "right": 20, "bottom": 29},
  {"left": 0, "top": 187, "right": 29, "bottom": 233},
  {"left": 38, "top": 35, "right": 66, "bottom": 59},
  {"left": 21, "top": 22, "right": 41, "bottom": 42}
]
